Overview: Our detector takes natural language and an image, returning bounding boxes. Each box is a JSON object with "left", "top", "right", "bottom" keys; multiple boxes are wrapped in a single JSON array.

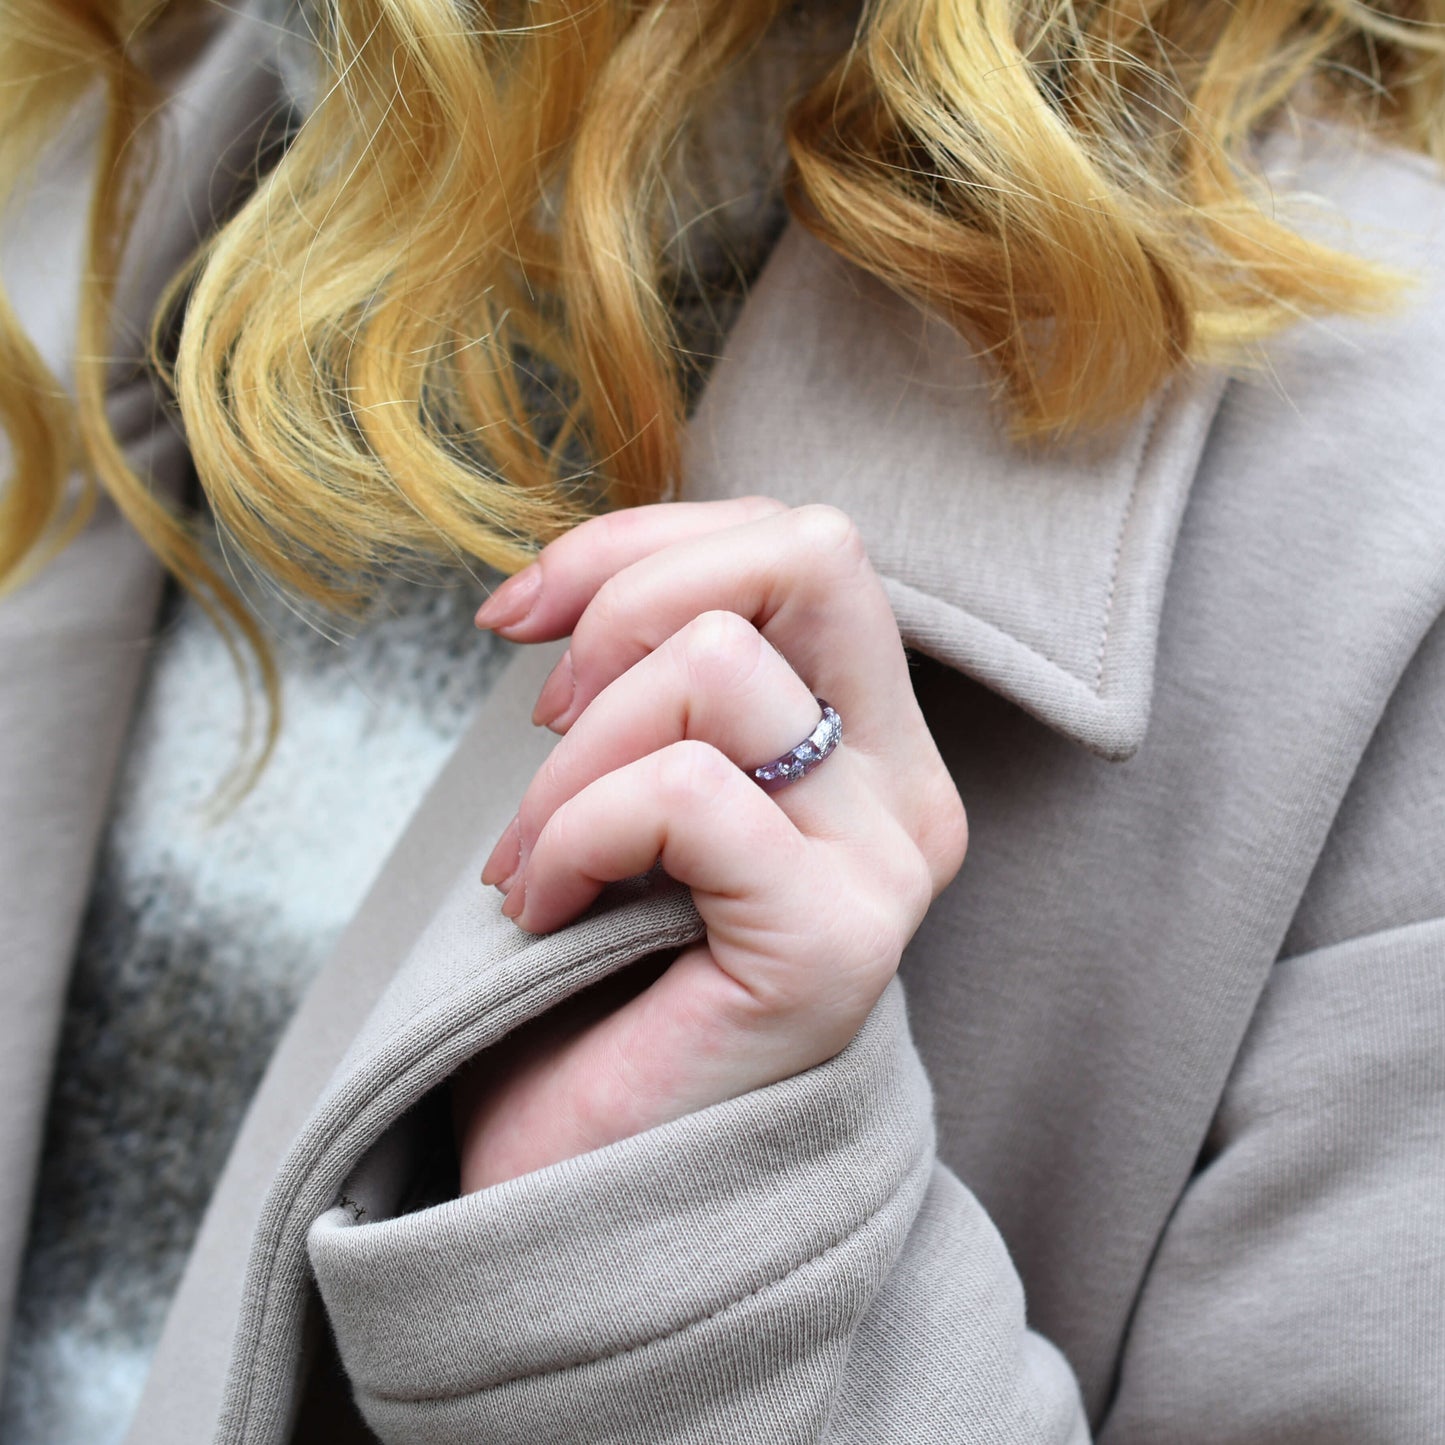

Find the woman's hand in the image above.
[{"left": 454, "top": 497, "right": 967, "bottom": 1192}]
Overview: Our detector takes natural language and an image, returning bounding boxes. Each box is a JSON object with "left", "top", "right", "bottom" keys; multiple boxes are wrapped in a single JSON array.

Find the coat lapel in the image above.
[{"left": 684, "top": 225, "right": 1227, "bottom": 760}]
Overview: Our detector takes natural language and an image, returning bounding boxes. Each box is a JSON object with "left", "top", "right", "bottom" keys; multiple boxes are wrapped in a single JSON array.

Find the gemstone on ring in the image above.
[{"left": 752, "top": 701, "right": 842, "bottom": 789}]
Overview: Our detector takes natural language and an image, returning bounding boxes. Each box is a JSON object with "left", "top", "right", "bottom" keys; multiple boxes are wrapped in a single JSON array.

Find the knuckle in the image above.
[
  {"left": 736, "top": 494, "right": 790, "bottom": 519},
  {"left": 580, "top": 574, "right": 625, "bottom": 638},
  {"left": 903, "top": 851, "right": 937, "bottom": 928},
  {"left": 533, "top": 795, "right": 583, "bottom": 871},
  {"left": 520, "top": 749, "right": 569, "bottom": 835},
  {"left": 573, "top": 574, "right": 638, "bottom": 660},
  {"left": 677, "top": 610, "right": 766, "bottom": 695},
  {"left": 790, "top": 504, "right": 868, "bottom": 568},
  {"left": 875, "top": 843, "right": 934, "bottom": 948},
  {"left": 589, "top": 506, "right": 645, "bottom": 550},
  {"left": 655, "top": 739, "right": 736, "bottom": 809},
  {"left": 556, "top": 509, "right": 621, "bottom": 567},
  {"left": 534, "top": 797, "right": 595, "bottom": 872},
  {"left": 921, "top": 785, "right": 969, "bottom": 888}
]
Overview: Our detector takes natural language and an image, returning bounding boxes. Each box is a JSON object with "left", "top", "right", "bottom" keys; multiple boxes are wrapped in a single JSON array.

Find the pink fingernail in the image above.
[
  {"left": 532, "top": 650, "right": 575, "bottom": 731},
  {"left": 500, "top": 874, "right": 526, "bottom": 921},
  {"left": 475, "top": 565, "right": 541, "bottom": 632},
  {"left": 481, "top": 816, "right": 521, "bottom": 887}
]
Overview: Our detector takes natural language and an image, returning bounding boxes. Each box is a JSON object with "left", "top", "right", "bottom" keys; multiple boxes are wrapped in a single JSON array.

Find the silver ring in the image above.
[{"left": 751, "top": 700, "right": 842, "bottom": 789}]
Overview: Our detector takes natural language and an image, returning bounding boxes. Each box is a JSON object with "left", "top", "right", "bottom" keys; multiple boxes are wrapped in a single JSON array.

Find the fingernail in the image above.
[
  {"left": 532, "top": 649, "right": 575, "bottom": 730},
  {"left": 480, "top": 816, "right": 521, "bottom": 887},
  {"left": 500, "top": 874, "right": 526, "bottom": 921},
  {"left": 475, "top": 565, "right": 541, "bottom": 632}
]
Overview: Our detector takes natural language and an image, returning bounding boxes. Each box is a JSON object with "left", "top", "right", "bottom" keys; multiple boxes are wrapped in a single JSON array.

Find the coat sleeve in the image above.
[{"left": 307, "top": 977, "right": 1091, "bottom": 1445}]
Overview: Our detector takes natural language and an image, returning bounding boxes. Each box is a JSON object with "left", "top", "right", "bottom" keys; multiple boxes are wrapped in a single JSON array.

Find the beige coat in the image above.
[{"left": 2, "top": 4, "right": 1443, "bottom": 1440}]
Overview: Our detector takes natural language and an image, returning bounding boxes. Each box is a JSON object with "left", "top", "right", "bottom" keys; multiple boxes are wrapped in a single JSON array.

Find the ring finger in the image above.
[{"left": 483, "top": 610, "right": 875, "bottom": 889}]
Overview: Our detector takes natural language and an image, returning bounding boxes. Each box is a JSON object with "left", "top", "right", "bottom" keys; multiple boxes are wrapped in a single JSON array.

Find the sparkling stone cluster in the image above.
[{"left": 753, "top": 702, "right": 842, "bottom": 787}]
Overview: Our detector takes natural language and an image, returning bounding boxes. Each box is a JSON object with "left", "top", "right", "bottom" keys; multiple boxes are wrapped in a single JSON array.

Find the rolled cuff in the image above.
[{"left": 308, "top": 979, "right": 934, "bottom": 1439}]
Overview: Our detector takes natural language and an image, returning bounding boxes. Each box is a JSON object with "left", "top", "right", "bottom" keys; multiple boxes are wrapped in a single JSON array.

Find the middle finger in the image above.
[{"left": 533, "top": 506, "right": 917, "bottom": 751}]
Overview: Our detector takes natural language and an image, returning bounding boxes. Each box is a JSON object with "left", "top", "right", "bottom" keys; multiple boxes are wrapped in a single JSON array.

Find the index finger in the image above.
[{"left": 473, "top": 496, "right": 787, "bottom": 638}]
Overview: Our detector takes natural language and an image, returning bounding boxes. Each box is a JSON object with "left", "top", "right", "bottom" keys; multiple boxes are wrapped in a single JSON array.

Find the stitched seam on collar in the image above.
[
  {"left": 1093, "top": 397, "right": 1167, "bottom": 691},
  {"left": 886, "top": 574, "right": 1113, "bottom": 699}
]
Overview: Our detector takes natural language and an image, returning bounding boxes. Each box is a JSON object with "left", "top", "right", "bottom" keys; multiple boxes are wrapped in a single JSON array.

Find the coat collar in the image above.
[{"left": 683, "top": 225, "right": 1227, "bottom": 760}]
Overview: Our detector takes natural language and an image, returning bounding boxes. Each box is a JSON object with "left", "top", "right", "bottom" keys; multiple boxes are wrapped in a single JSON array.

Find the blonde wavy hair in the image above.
[{"left": 3, "top": 0, "right": 1444, "bottom": 777}]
